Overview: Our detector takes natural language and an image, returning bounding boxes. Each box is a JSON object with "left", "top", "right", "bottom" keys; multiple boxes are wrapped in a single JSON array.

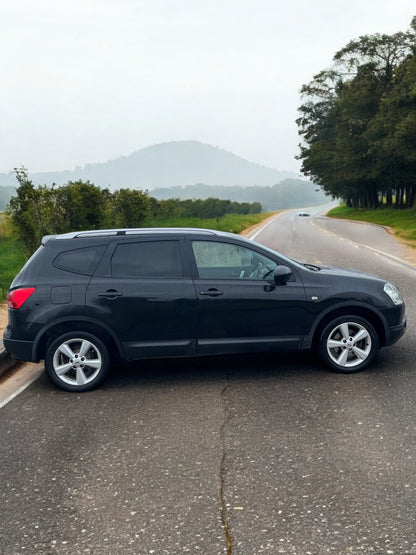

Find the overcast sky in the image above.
[{"left": 1, "top": 1, "right": 415, "bottom": 174}]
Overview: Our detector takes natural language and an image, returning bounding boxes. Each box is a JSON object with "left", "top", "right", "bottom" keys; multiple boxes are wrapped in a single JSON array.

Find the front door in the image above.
[{"left": 189, "top": 239, "right": 308, "bottom": 355}]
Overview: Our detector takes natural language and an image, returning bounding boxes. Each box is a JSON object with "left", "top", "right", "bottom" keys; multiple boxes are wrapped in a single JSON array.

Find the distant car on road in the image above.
[
  {"left": 4, "top": 228, "right": 406, "bottom": 391},
  {"left": 298, "top": 212, "right": 310, "bottom": 217}
]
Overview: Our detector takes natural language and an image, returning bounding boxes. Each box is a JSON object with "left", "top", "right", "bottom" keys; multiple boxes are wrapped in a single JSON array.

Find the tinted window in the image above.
[
  {"left": 111, "top": 241, "right": 183, "bottom": 278},
  {"left": 192, "top": 240, "right": 276, "bottom": 280},
  {"left": 53, "top": 246, "right": 107, "bottom": 276}
]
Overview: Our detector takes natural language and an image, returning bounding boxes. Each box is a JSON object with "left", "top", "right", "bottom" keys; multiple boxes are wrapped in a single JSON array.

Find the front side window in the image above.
[
  {"left": 192, "top": 241, "right": 276, "bottom": 280},
  {"left": 111, "top": 240, "right": 183, "bottom": 278}
]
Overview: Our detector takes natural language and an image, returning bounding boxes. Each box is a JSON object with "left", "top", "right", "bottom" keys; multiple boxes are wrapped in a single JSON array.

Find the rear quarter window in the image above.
[{"left": 53, "top": 246, "right": 107, "bottom": 276}]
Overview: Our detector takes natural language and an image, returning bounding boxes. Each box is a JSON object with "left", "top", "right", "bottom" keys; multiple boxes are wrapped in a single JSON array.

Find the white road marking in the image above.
[
  {"left": 249, "top": 213, "right": 284, "bottom": 241},
  {"left": 311, "top": 219, "right": 416, "bottom": 271},
  {"left": 0, "top": 363, "right": 44, "bottom": 408}
]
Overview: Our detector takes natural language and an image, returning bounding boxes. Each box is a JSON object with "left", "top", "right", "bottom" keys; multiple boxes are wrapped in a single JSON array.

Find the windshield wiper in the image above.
[{"left": 303, "top": 263, "right": 321, "bottom": 271}]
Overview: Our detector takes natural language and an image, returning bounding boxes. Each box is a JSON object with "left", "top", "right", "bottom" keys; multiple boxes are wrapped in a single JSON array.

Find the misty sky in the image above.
[{"left": 1, "top": 1, "right": 415, "bottom": 174}]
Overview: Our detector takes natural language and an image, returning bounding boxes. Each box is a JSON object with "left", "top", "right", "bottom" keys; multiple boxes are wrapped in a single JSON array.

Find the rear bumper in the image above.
[
  {"left": 3, "top": 328, "right": 36, "bottom": 362},
  {"left": 386, "top": 316, "right": 407, "bottom": 346}
]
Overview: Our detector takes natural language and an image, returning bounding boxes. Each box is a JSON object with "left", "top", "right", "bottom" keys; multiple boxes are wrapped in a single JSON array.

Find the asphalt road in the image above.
[{"left": 1, "top": 207, "right": 415, "bottom": 554}]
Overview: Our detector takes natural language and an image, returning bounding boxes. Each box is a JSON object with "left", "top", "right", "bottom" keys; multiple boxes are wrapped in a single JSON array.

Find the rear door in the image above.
[
  {"left": 87, "top": 237, "right": 198, "bottom": 360},
  {"left": 188, "top": 238, "right": 308, "bottom": 355}
]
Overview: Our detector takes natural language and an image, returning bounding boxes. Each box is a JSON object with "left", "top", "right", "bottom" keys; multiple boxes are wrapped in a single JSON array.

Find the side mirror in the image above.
[{"left": 274, "top": 265, "right": 293, "bottom": 285}]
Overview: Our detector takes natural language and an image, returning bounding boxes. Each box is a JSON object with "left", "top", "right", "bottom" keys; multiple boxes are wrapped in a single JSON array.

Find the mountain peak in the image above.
[{"left": 0, "top": 141, "right": 298, "bottom": 188}]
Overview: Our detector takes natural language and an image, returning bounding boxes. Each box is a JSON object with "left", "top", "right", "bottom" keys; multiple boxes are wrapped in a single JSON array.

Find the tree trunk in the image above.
[{"left": 409, "top": 186, "right": 416, "bottom": 208}]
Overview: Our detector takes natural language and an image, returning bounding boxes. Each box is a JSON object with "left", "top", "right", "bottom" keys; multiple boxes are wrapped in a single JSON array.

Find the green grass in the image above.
[
  {"left": 327, "top": 205, "right": 416, "bottom": 246},
  {"left": 141, "top": 212, "right": 274, "bottom": 234},
  {"left": 0, "top": 217, "right": 27, "bottom": 298}
]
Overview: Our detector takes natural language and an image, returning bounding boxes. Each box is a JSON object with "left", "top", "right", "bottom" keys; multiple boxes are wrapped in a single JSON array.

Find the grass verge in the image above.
[
  {"left": 141, "top": 212, "right": 274, "bottom": 234},
  {"left": 327, "top": 205, "right": 416, "bottom": 247}
]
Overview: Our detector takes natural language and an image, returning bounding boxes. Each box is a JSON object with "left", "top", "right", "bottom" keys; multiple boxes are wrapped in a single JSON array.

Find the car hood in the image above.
[{"left": 306, "top": 264, "right": 384, "bottom": 283}]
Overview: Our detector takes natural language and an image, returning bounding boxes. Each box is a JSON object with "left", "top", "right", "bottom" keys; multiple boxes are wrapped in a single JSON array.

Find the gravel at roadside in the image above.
[
  {"left": 0, "top": 302, "right": 22, "bottom": 378},
  {"left": 0, "top": 302, "right": 7, "bottom": 332}
]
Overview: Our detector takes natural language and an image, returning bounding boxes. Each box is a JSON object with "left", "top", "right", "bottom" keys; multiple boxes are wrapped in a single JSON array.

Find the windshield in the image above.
[{"left": 242, "top": 236, "right": 305, "bottom": 270}]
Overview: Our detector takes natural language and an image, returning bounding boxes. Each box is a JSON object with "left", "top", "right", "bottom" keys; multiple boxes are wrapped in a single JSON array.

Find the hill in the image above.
[{"left": 0, "top": 141, "right": 297, "bottom": 189}]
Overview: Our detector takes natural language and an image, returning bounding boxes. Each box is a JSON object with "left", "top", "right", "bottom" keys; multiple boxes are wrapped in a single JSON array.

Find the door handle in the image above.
[
  {"left": 199, "top": 288, "right": 223, "bottom": 297},
  {"left": 97, "top": 289, "right": 123, "bottom": 299}
]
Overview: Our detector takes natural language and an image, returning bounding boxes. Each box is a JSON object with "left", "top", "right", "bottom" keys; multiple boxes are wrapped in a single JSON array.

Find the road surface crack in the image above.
[{"left": 220, "top": 383, "right": 233, "bottom": 554}]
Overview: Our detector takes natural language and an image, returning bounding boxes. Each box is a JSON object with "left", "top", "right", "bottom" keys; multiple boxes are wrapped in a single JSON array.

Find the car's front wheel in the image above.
[
  {"left": 45, "top": 332, "right": 110, "bottom": 391},
  {"left": 318, "top": 316, "right": 379, "bottom": 373}
]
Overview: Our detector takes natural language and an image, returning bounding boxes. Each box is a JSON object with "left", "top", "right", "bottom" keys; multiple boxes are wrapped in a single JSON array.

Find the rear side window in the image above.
[
  {"left": 111, "top": 240, "right": 183, "bottom": 278},
  {"left": 53, "top": 246, "right": 107, "bottom": 276}
]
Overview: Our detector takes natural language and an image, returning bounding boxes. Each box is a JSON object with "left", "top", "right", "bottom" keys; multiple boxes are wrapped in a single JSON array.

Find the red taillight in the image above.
[{"left": 8, "top": 287, "right": 36, "bottom": 309}]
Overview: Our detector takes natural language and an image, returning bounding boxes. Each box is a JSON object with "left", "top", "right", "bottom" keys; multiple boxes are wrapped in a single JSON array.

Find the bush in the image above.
[{"left": 8, "top": 170, "right": 264, "bottom": 254}]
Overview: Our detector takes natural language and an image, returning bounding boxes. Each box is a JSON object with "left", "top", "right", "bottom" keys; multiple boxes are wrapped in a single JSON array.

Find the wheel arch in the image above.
[
  {"left": 33, "top": 317, "right": 123, "bottom": 362},
  {"left": 308, "top": 304, "right": 387, "bottom": 351}
]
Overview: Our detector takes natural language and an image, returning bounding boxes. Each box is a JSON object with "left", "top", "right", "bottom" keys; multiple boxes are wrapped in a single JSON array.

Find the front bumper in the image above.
[{"left": 385, "top": 316, "right": 407, "bottom": 346}]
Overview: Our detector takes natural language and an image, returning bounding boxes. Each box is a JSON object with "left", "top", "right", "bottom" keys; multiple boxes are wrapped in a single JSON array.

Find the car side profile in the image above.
[{"left": 4, "top": 228, "right": 406, "bottom": 392}]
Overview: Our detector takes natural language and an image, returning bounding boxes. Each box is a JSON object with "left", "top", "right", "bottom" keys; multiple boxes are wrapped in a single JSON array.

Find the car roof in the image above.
[{"left": 42, "top": 227, "right": 238, "bottom": 243}]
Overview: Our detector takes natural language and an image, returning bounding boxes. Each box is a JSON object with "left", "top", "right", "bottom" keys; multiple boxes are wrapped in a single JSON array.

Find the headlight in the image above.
[{"left": 384, "top": 283, "right": 403, "bottom": 305}]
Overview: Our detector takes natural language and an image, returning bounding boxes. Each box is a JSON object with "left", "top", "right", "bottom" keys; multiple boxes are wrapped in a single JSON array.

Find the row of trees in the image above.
[
  {"left": 9, "top": 169, "right": 261, "bottom": 254},
  {"left": 151, "top": 179, "right": 326, "bottom": 211},
  {"left": 297, "top": 17, "right": 416, "bottom": 209}
]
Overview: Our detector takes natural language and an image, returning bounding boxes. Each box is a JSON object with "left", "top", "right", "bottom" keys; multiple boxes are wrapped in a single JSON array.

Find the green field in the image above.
[
  {"left": 0, "top": 216, "right": 28, "bottom": 298},
  {"left": 327, "top": 205, "right": 416, "bottom": 246},
  {"left": 0, "top": 212, "right": 274, "bottom": 299}
]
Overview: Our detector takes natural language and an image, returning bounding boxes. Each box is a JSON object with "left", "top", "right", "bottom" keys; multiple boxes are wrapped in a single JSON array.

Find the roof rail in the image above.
[{"left": 47, "top": 228, "right": 220, "bottom": 240}]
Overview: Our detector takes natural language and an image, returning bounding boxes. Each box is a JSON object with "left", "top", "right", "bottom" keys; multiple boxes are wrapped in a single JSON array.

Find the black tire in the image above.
[
  {"left": 45, "top": 331, "right": 110, "bottom": 392},
  {"left": 318, "top": 315, "right": 379, "bottom": 373}
]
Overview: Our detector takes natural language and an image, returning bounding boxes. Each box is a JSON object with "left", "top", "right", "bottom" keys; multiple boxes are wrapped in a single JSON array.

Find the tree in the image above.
[
  {"left": 110, "top": 188, "right": 150, "bottom": 227},
  {"left": 56, "top": 181, "right": 108, "bottom": 230},
  {"left": 8, "top": 168, "right": 65, "bottom": 254},
  {"left": 366, "top": 50, "right": 416, "bottom": 207},
  {"left": 297, "top": 18, "right": 416, "bottom": 208}
]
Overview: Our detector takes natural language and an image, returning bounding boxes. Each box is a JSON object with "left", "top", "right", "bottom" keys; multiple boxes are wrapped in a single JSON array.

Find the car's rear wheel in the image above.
[
  {"left": 318, "top": 316, "right": 379, "bottom": 373},
  {"left": 45, "top": 332, "right": 110, "bottom": 391}
]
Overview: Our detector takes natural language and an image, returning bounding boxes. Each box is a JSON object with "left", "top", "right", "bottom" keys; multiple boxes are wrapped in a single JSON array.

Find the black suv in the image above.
[{"left": 4, "top": 228, "right": 406, "bottom": 391}]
